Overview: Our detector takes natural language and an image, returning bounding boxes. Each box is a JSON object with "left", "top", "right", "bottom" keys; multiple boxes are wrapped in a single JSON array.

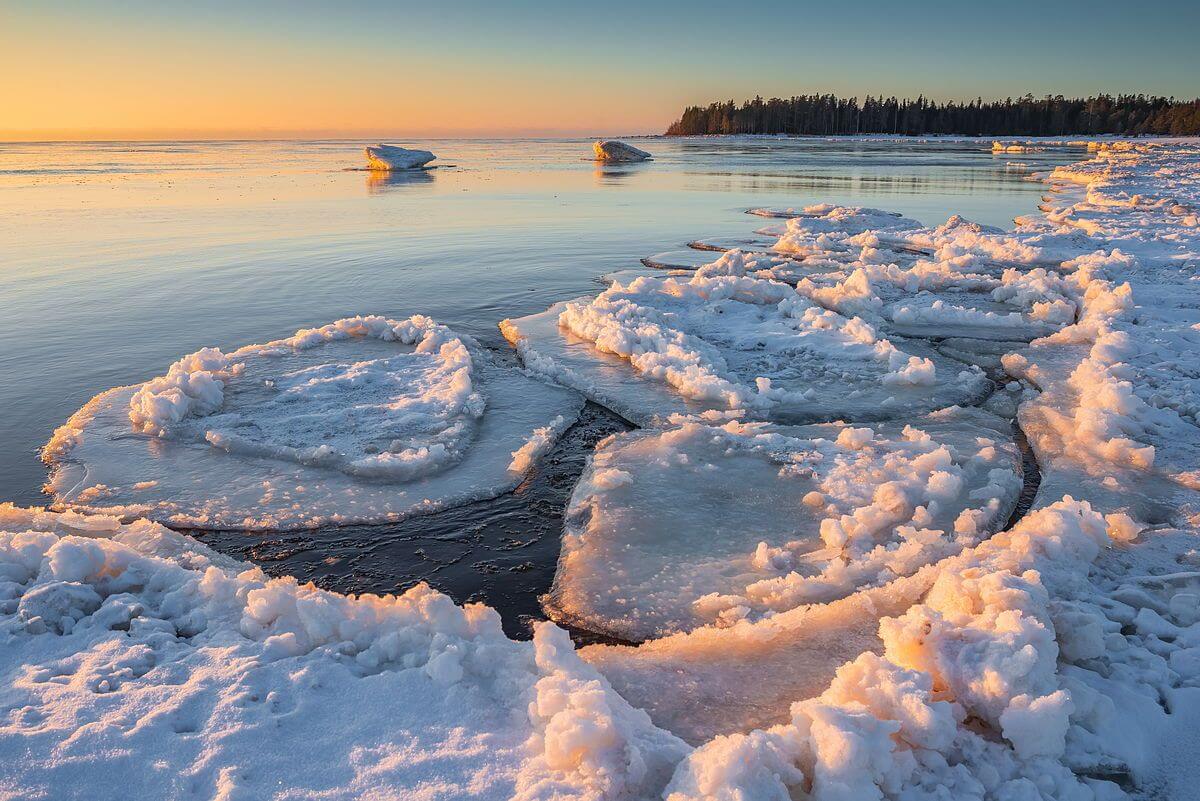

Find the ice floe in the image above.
[
  {"left": 547, "top": 406, "right": 1021, "bottom": 641},
  {"left": 502, "top": 254, "right": 991, "bottom": 426},
  {"left": 593, "top": 140, "right": 652, "bottom": 163},
  {"left": 44, "top": 316, "right": 582, "bottom": 529},
  {"left": 364, "top": 144, "right": 436, "bottom": 171}
]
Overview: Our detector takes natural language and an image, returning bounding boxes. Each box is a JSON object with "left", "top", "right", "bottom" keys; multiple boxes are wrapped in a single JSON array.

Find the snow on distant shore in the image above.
[
  {"left": 43, "top": 316, "right": 582, "bottom": 529},
  {"left": 5, "top": 138, "right": 1200, "bottom": 800}
]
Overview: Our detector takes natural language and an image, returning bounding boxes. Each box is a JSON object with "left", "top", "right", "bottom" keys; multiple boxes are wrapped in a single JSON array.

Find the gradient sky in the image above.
[{"left": 3, "top": 0, "right": 1198, "bottom": 139}]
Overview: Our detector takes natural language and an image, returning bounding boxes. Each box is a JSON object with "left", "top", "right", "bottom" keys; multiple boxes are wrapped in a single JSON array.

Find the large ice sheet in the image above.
[
  {"left": 44, "top": 317, "right": 582, "bottom": 530},
  {"left": 548, "top": 406, "right": 1021, "bottom": 641},
  {"left": 502, "top": 257, "right": 991, "bottom": 427}
]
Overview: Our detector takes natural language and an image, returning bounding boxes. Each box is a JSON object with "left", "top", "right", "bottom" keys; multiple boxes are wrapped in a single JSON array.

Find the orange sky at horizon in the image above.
[{"left": 4, "top": 1, "right": 1197, "bottom": 142}]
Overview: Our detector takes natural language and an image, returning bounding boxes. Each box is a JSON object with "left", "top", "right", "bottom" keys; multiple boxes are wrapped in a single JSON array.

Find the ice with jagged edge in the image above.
[
  {"left": 502, "top": 254, "right": 990, "bottom": 426},
  {"left": 43, "top": 316, "right": 582, "bottom": 530},
  {"left": 547, "top": 406, "right": 1021, "bottom": 641},
  {"left": 365, "top": 144, "right": 436, "bottom": 171}
]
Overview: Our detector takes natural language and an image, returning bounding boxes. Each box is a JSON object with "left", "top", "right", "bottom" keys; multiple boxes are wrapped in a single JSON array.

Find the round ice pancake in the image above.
[
  {"left": 547, "top": 406, "right": 1021, "bottom": 641},
  {"left": 44, "top": 316, "right": 582, "bottom": 530},
  {"left": 502, "top": 261, "right": 991, "bottom": 427}
]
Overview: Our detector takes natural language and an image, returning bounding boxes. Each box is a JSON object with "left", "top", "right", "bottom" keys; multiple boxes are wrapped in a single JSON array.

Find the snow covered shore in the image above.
[{"left": 5, "top": 139, "right": 1200, "bottom": 799}]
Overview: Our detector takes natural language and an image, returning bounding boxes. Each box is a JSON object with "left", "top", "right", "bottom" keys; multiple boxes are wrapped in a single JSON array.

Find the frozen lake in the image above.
[{"left": 0, "top": 137, "right": 1083, "bottom": 632}]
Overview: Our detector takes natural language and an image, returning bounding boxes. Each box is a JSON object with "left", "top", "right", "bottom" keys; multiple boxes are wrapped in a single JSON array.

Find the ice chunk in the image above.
[
  {"left": 548, "top": 407, "right": 1021, "bottom": 641},
  {"left": 44, "top": 317, "right": 582, "bottom": 529},
  {"left": 592, "top": 140, "right": 651, "bottom": 162},
  {"left": 365, "top": 144, "right": 436, "bottom": 171},
  {"left": 501, "top": 255, "right": 990, "bottom": 427}
]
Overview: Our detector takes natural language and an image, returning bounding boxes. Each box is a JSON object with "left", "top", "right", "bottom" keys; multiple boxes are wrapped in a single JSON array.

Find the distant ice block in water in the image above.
[
  {"left": 43, "top": 316, "right": 582, "bottom": 530},
  {"left": 547, "top": 406, "right": 1021, "bottom": 641},
  {"left": 365, "top": 144, "right": 436, "bottom": 171},
  {"left": 592, "top": 140, "right": 651, "bottom": 162}
]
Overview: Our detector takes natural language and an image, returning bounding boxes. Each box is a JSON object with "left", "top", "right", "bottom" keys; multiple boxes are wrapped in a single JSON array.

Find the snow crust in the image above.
[
  {"left": 44, "top": 317, "right": 583, "bottom": 529},
  {"left": 365, "top": 144, "right": 436, "bottom": 171},
  {"left": 593, "top": 140, "right": 652, "bottom": 162}
]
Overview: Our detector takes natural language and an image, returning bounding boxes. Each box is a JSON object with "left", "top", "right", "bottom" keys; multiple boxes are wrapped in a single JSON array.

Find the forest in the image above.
[{"left": 665, "top": 93, "right": 1200, "bottom": 136}]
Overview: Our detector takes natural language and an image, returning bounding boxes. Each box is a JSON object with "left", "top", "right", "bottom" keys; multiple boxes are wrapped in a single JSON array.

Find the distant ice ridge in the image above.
[
  {"left": 548, "top": 406, "right": 1021, "bottom": 641},
  {"left": 593, "top": 140, "right": 652, "bottom": 162},
  {"left": 43, "top": 316, "right": 583, "bottom": 530},
  {"left": 365, "top": 144, "right": 436, "bottom": 171}
]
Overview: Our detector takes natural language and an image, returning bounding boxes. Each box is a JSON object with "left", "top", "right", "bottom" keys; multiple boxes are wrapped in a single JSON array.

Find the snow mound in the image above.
[
  {"left": 502, "top": 252, "right": 990, "bottom": 426},
  {"left": 365, "top": 144, "right": 436, "bottom": 171},
  {"left": 44, "top": 317, "right": 583, "bottom": 530},
  {"left": 0, "top": 504, "right": 687, "bottom": 799},
  {"left": 592, "top": 140, "right": 651, "bottom": 163},
  {"left": 548, "top": 406, "right": 1022, "bottom": 641}
]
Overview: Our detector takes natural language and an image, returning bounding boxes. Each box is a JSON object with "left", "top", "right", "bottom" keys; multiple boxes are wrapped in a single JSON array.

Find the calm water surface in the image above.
[{"left": 0, "top": 137, "right": 1082, "bottom": 632}]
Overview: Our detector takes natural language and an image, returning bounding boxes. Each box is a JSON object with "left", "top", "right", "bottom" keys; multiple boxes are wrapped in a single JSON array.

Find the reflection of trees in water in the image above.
[{"left": 366, "top": 168, "right": 435, "bottom": 194}]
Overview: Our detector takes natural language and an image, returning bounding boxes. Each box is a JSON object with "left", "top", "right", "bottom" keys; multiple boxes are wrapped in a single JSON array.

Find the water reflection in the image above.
[
  {"left": 365, "top": 168, "right": 436, "bottom": 193},
  {"left": 592, "top": 162, "right": 651, "bottom": 185}
]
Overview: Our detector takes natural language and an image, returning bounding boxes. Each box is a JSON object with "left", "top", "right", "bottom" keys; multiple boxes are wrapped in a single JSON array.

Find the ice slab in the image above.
[
  {"left": 44, "top": 317, "right": 582, "bottom": 530},
  {"left": 365, "top": 144, "right": 436, "bottom": 171},
  {"left": 592, "top": 140, "right": 652, "bottom": 162},
  {"left": 502, "top": 260, "right": 991, "bottom": 427},
  {"left": 547, "top": 406, "right": 1021, "bottom": 641}
]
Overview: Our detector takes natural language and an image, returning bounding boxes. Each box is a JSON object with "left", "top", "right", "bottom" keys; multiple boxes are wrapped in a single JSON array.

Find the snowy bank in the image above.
[{"left": 0, "top": 504, "right": 687, "bottom": 800}]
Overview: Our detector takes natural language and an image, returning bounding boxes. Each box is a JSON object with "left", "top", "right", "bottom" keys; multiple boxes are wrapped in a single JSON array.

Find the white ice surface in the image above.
[
  {"left": 0, "top": 505, "right": 688, "bottom": 800},
  {"left": 549, "top": 406, "right": 1021, "bottom": 641},
  {"left": 44, "top": 317, "right": 582, "bottom": 530},
  {"left": 502, "top": 255, "right": 991, "bottom": 427},
  {"left": 365, "top": 144, "right": 436, "bottom": 171}
]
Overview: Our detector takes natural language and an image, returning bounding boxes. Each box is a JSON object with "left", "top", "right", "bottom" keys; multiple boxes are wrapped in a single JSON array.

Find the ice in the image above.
[
  {"left": 365, "top": 144, "right": 436, "bottom": 171},
  {"left": 0, "top": 505, "right": 687, "bottom": 799},
  {"left": 44, "top": 317, "right": 583, "bottom": 530},
  {"left": 592, "top": 140, "right": 652, "bottom": 162},
  {"left": 11, "top": 139, "right": 1200, "bottom": 799},
  {"left": 548, "top": 406, "right": 1021, "bottom": 641},
  {"left": 502, "top": 253, "right": 991, "bottom": 427}
]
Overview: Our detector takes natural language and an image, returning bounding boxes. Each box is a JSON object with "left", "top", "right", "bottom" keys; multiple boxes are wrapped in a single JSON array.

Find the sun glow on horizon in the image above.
[{"left": 2, "top": 0, "right": 1197, "bottom": 141}]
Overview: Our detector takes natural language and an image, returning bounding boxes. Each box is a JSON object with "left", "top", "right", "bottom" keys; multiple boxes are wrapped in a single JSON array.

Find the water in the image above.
[{"left": 0, "top": 137, "right": 1082, "bottom": 634}]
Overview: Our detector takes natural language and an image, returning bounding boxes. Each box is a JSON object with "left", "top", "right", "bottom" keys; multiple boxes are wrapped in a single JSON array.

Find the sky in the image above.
[{"left": 2, "top": 0, "right": 1198, "bottom": 140}]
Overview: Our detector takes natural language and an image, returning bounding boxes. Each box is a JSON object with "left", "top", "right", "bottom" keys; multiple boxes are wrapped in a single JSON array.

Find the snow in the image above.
[
  {"left": 0, "top": 504, "right": 687, "bottom": 800},
  {"left": 365, "top": 144, "right": 436, "bottom": 171},
  {"left": 44, "top": 317, "right": 583, "bottom": 530},
  {"left": 593, "top": 140, "right": 652, "bottom": 163},
  {"left": 9, "top": 138, "right": 1200, "bottom": 800}
]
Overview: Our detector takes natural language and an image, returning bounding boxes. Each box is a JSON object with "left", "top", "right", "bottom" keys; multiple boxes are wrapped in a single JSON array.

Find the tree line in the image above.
[{"left": 665, "top": 93, "right": 1200, "bottom": 137}]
